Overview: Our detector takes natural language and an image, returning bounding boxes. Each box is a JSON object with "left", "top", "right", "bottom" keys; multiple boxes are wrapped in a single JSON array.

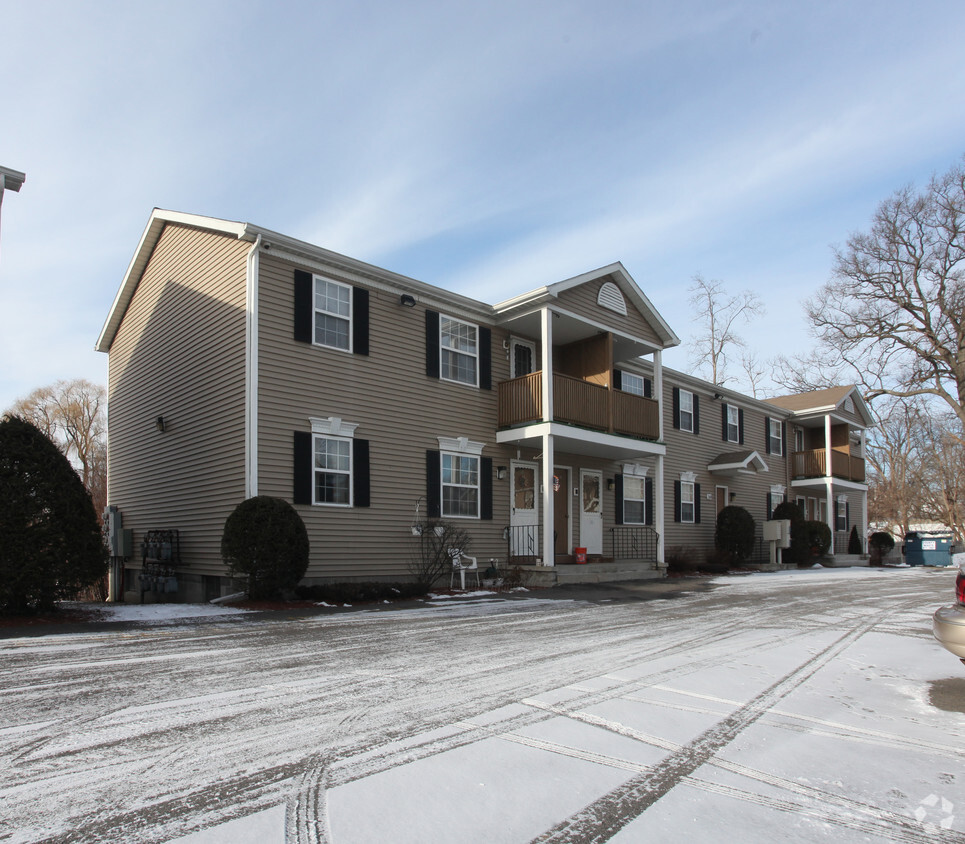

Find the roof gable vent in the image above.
[{"left": 597, "top": 281, "right": 627, "bottom": 316}]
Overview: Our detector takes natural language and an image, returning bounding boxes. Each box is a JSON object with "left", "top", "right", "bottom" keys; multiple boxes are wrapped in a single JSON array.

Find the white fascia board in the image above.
[{"left": 95, "top": 209, "right": 253, "bottom": 353}]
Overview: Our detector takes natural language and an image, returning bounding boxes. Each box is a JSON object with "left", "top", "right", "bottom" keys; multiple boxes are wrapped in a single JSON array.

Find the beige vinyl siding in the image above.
[
  {"left": 555, "top": 277, "right": 662, "bottom": 348},
  {"left": 106, "top": 224, "right": 250, "bottom": 574},
  {"left": 256, "top": 254, "right": 511, "bottom": 581},
  {"left": 660, "top": 381, "right": 790, "bottom": 562}
]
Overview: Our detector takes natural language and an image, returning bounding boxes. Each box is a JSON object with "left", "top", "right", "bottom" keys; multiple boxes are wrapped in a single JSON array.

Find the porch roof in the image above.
[{"left": 707, "top": 449, "right": 769, "bottom": 476}]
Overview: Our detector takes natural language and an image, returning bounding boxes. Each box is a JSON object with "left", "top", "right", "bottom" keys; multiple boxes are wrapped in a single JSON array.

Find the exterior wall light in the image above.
[
  {"left": 155, "top": 416, "right": 166, "bottom": 433},
  {"left": 607, "top": 478, "right": 615, "bottom": 491},
  {"left": 400, "top": 293, "right": 416, "bottom": 307},
  {"left": 496, "top": 466, "right": 507, "bottom": 480}
]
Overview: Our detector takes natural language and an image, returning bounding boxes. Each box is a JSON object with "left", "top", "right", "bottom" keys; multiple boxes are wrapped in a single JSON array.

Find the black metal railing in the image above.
[
  {"left": 505, "top": 524, "right": 541, "bottom": 564},
  {"left": 609, "top": 526, "right": 658, "bottom": 561}
]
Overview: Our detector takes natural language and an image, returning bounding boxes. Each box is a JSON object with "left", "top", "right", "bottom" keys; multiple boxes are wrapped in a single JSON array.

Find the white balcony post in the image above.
[
  {"left": 655, "top": 452, "right": 665, "bottom": 565},
  {"left": 540, "top": 308, "right": 554, "bottom": 566},
  {"left": 654, "top": 350, "right": 664, "bottom": 442}
]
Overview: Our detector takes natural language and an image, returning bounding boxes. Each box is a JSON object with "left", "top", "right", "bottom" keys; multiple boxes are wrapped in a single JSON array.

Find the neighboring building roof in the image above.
[
  {"left": 766, "top": 385, "right": 874, "bottom": 427},
  {"left": 0, "top": 166, "right": 26, "bottom": 194}
]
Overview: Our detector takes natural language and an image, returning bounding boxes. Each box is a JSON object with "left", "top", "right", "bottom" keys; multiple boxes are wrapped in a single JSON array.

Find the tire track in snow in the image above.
[{"left": 528, "top": 606, "right": 926, "bottom": 844}]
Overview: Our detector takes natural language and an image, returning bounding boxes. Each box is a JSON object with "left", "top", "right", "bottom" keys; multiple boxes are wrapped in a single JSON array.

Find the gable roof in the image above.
[
  {"left": 766, "top": 385, "right": 873, "bottom": 427},
  {"left": 707, "top": 449, "right": 769, "bottom": 476},
  {"left": 493, "top": 262, "right": 680, "bottom": 350}
]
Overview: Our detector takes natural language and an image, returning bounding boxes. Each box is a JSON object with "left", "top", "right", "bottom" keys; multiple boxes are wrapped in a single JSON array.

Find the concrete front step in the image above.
[{"left": 519, "top": 562, "right": 664, "bottom": 587}]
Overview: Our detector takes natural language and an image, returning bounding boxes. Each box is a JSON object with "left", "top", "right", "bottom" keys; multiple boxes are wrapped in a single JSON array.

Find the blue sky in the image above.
[{"left": 2, "top": 0, "right": 965, "bottom": 411}]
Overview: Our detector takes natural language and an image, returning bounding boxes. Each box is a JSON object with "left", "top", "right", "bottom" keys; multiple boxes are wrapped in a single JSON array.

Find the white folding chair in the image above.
[{"left": 448, "top": 548, "right": 479, "bottom": 590}]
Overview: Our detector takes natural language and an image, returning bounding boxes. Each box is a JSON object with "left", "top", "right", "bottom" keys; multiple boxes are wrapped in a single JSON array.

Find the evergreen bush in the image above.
[
  {"left": 714, "top": 505, "right": 755, "bottom": 565},
  {"left": 0, "top": 415, "right": 106, "bottom": 613},
  {"left": 868, "top": 531, "right": 895, "bottom": 565},
  {"left": 803, "top": 520, "right": 832, "bottom": 557},
  {"left": 221, "top": 496, "right": 309, "bottom": 599},
  {"left": 772, "top": 501, "right": 807, "bottom": 566},
  {"left": 848, "top": 525, "right": 862, "bottom": 554}
]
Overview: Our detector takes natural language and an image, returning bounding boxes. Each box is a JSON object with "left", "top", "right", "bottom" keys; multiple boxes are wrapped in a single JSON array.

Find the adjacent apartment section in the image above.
[{"left": 96, "top": 210, "right": 869, "bottom": 601}]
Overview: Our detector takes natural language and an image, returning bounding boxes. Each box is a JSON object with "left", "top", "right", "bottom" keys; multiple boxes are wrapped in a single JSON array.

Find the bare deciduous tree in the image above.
[
  {"left": 687, "top": 275, "right": 764, "bottom": 387},
  {"left": 801, "top": 157, "right": 965, "bottom": 430},
  {"left": 7, "top": 379, "right": 107, "bottom": 516}
]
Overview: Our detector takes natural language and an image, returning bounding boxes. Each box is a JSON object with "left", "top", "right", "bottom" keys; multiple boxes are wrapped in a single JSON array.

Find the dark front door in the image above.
[{"left": 554, "top": 467, "right": 569, "bottom": 558}]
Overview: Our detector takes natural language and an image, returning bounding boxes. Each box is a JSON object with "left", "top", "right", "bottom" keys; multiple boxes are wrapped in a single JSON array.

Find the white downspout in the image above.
[{"left": 244, "top": 234, "right": 263, "bottom": 499}]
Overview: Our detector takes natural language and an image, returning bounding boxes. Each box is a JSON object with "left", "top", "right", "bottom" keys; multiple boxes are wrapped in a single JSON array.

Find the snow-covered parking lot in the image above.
[{"left": 1, "top": 566, "right": 963, "bottom": 843}]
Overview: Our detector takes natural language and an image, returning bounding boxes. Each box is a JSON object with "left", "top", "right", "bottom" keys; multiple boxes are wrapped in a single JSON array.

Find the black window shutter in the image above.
[
  {"left": 481, "top": 456, "right": 493, "bottom": 519},
  {"left": 425, "top": 311, "right": 440, "bottom": 378},
  {"left": 721, "top": 405, "right": 728, "bottom": 442},
  {"left": 293, "top": 431, "right": 312, "bottom": 505},
  {"left": 645, "top": 477, "right": 654, "bottom": 526},
  {"left": 614, "top": 474, "right": 624, "bottom": 525},
  {"left": 781, "top": 422, "right": 787, "bottom": 456},
  {"left": 765, "top": 416, "right": 772, "bottom": 454},
  {"left": 613, "top": 369, "right": 622, "bottom": 391},
  {"left": 693, "top": 395, "right": 700, "bottom": 435},
  {"left": 426, "top": 450, "right": 441, "bottom": 517},
  {"left": 739, "top": 409, "right": 745, "bottom": 445},
  {"left": 694, "top": 483, "right": 701, "bottom": 524},
  {"left": 644, "top": 378, "right": 652, "bottom": 399},
  {"left": 673, "top": 480, "right": 681, "bottom": 522},
  {"left": 354, "top": 438, "right": 370, "bottom": 507},
  {"left": 672, "top": 387, "right": 680, "bottom": 429},
  {"left": 846, "top": 501, "right": 850, "bottom": 529},
  {"left": 479, "top": 327, "right": 492, "bottom": 390},
  {"left": 294, "top": 270, "right": 313, "bottom": 344},
  {"left": 352, "top": 287, "right": 369, "bottom": 356}
]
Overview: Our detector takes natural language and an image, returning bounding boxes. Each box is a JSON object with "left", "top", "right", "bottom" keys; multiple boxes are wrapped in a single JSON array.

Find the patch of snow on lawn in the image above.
[{"left": 90, "top": 603, "right": 253, "bottom": 623}]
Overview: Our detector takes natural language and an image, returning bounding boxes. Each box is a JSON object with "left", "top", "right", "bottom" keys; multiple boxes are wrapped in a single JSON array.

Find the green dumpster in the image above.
[{"left": 903, "top": 532, "right": 953, "bottom": 566}]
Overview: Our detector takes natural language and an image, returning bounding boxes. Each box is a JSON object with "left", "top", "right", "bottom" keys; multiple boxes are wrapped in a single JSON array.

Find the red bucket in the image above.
[{"left": 575, "top": 547, "right": 587, "bottom": 564}]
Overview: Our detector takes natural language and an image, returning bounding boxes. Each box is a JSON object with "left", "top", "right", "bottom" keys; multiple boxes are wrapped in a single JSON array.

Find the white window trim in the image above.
[
  {"left": 680, "top": 479, "right": 696, "bottom": 524},
  {"left": 769, "top": 419, "right": 783, "bottom": 455},
  {"left": 679, "top": 389, "right": 694, "bottom": 433},
  {"left": 622, "top": 371, "right": 645, "bottom": 397},
  {"left": 441, "top": 452, "right": 481, "bottom": 519},
  {"left": 312, "top": 434, "right": 353, "bottom": 507},
  {"left": 313, "top": 274, "right": 352, "bottom": 353},
  {"left": 437, "top": 436, "right": 484, "bottom": 455},
  {"left": 310, "top": 416, "right": 359, "bottom": 507},
  {"left": 439, "top": 314, "right": 479, "bottom": 387},
  {"left": 726, "top": 404, "right": 740, "bottom": 443},
  {"left": 623, "top": 474, "right": 647, "bottom": 525}
]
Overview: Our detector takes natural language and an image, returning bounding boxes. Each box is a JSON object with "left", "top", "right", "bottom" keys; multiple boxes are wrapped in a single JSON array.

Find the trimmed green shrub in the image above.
[
  {"left": 868, "top": 531, "right": 895, "bottom": 565},
  {"left": 803, "top": 520, "right": 832, "bottom": 557},
  {"left": 221, "top": 496, "right": 309, "bottom": 599},
  {"left": 0, "top": 415, "right": 107, "bottom": 613},
  {"left": 848, "top": 525, "right": 862, "bottom": 554},
  {"left": 714, "top": 505, "right": 755, "bottom": 565},
  {"left": 772, "top": 501, "right": 808, "bottom": 565}
]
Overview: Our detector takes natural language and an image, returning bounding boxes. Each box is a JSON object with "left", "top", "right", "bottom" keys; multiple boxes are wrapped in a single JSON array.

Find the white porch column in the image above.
[
  {"left": 655, "top": 452, "right": 665, "bottom": 565},
  {"left": 654, "top": 350, "right": 664, "bottom": 442},
  {"left": 540, "top": 308, "right": 554, "bottom": 566},
  {"left": 541, "top": 431, "right": 555, "bottom": 567},
  {"left": 825, "top": 415, "right": 835, "bottom": 556}
]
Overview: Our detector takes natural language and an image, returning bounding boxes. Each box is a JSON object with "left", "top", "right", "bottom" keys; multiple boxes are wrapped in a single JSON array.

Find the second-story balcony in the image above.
[
  {"left": 792, "top": 448, "right": 866, "bottom": 483},
  {"left": 498, "top": 371, "right": 660, "bottom": 441}
]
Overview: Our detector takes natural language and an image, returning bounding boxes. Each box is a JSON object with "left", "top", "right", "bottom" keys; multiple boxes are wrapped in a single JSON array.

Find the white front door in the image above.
[
  {"left": 580, "top": 469, "right": 603, "bottom": 555},
  {"left": 510, "top": 460, "right": 539, "bottom": 558},
  {"left": 511, "top": 338, "right": 536, "bottom": 378}
]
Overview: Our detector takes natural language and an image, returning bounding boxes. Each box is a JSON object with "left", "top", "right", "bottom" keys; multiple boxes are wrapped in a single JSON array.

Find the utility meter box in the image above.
[{"left": 764, "top": 519, "right": 792, "bottom": 549}]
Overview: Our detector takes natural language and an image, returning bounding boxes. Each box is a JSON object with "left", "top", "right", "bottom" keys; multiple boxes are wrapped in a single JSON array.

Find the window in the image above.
[
  {"left": 680, "top": 481, "right": 695, "bottom": 523},
  {"left": 768, "top": 418, "right": 783, "bottom": 455},
  {"left": 623, "top": 475, "right": 646, "bottom": 524},
  {"left": 314, "top": 277, "right": 351, "bottom": 350},
  {"left": 836, "top": 497, "right": 849, "bottom": 532},
  {"left": 622, "top": 372, "right": 645, "bottom": 396},
  {"left": 679, "top": 390, "right": 694, "bottom": 433},
  {"left": 440, "top": 316, "right": 478, "bottom": 386},
  {"left": 314, "top": 435, "right": 352, "bottom": 505},
  {"left": 726, "top": 405, "right": 740, "bottom": 443},
  {"left": 442, "top": 452, "right": 479, "bottom": 518}
]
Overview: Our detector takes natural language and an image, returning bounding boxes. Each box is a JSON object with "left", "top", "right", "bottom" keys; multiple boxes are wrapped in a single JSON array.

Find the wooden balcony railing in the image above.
[
  {"left": 497, "top": 371, "right": 660, "bottom": 440},
  {"left": 792, "top": 449, "right": 865, "bottom": 483}
]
